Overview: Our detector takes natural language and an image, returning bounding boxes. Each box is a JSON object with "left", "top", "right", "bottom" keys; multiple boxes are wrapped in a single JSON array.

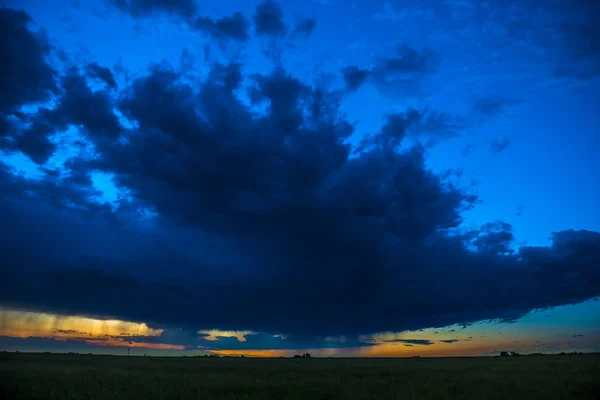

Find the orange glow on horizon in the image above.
[
  {"left": 2, "top": 302, "right": 599, "bottom": 356},
  {"left": 0, "top": 308, "right": 184, "bottom": 350}
]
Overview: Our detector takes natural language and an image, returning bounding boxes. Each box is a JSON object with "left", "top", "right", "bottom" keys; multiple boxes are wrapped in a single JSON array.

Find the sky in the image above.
[{"left": 0, "top": 0, "right": 599, "bottom": 357}]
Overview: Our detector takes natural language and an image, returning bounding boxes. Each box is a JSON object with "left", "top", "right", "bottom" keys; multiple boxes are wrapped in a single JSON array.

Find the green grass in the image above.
[{"left": 1, "top": 353, "right": 599, "bottom": 399}]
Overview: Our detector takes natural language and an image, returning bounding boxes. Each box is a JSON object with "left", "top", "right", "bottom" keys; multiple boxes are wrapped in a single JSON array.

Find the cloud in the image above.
[
  {"left": 192, "top": 12, "right": 249, "bottom": 42},
  {"left": 490, "top": 138, "right": 510, "bottom": 154},
  {"left": 109, "top": 0, "right": 249, "bottom": 42},
  {"left": 381, "top": 339, "right": 434, "bottom": 345},
  {"left": 342, "top": 43, "right": 440, "bottom": 93},
  {"left": 291, "top": 17, "right": 316, "bottom": 38},
  {"left": 370, "top": 1, "right": 599, "bottom": 82},
  {"left": 1, "top": 7, "right": 600, "bottom": 341},
  {"left": 440, "top": 339, "right": 460, "bottom": 344},
  {"left": 0, "top": 8, "right": 57, "bottom": 136},
  {"left": 342, "top": 66, "right": 370, "bottom": 91},
  {"left": 467, "top": 221, "right": 515, "bottom": 255},
  {"left": 358, "top": 108, "right": 463, "bottom": 150},
  {"left": 254, "top": 0, "right": 286, "bottom": 37},
  {"left": 374, "top": 43, "right": 439, "bottom": 74},
  {"left": 109, "top": 0, "right": 198, "bottom": 19},
  {"left": 367, "top": 0, "right": 600, "bottom": 83},
  {"left": 86, "top": 62, "right": 118, "bottom": 89},
  {"left": 13, "top": 115, "right": 58, "bottom": 164},
  {"left": 1, "top": 7, "right": 60, "bottom": 162},
  {"left": 1, "top": 63, "right": 121, "bottom": 165},
  {"left": 469, "top": 0, "right": 599, "bottom": 81},
  {"left": 472, "top": 97, "right": 521, "bottom": 118},
  {"left": 552, "top": 3, "right": 600, "bottom": 80}
]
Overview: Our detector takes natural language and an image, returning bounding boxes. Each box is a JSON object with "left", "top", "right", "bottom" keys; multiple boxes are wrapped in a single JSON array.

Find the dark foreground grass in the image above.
[{"left": 1, "top": 353, "right": 599, "bottom": 399}]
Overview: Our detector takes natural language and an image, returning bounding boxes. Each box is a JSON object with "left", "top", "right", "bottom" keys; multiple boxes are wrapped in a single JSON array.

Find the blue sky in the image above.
[{"left": 0, "top": 0, "right": 599, "bottom": 356}]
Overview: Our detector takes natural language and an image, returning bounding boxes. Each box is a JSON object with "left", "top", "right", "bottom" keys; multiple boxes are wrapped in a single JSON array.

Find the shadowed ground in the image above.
[{"left": 1, "top": 353, "right": 599, "bottom": 399}]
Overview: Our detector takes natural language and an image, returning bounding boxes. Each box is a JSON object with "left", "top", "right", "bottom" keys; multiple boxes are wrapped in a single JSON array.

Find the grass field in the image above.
[{"left": 1, "top": 353, "right": 599, "bottom": 399}]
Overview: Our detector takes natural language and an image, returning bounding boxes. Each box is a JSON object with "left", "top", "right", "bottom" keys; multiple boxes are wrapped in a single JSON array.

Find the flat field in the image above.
[{"left": 1, "top": 353, "right": 599, "bottom": 399}]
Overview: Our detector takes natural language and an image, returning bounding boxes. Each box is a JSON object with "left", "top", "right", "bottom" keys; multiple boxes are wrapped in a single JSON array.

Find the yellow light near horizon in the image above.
[
  {"left": 0, "top": 308, "right": 163, "bottom": 340},
  {"left": 197, "top": 330, "right": 256, "bottom": 342}
]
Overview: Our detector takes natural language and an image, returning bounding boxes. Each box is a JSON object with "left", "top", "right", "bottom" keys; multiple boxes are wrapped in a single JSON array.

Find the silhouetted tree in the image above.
[{"left": 500, "top": 351, "right": 509, "bottom": 357}]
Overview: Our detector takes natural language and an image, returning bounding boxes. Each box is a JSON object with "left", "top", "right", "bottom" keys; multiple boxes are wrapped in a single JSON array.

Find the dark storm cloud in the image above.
[
  {"left": 1, "top": 7, "right": 600, "bottom": 339},
  {"left": 467, "top": 221, "right": 515, "bottom": 256},
  {"left": 192, "top": 12, "right": 249, "bottom": 42},
  {"left": 86, "top": 62, "right": 118, "bottom": 89},
  {"left": 51, "top": 70, "right": 121, "bottom": 138},
  {"left": 1, "top": 8, "right": 120, "bottom": 164},
  {"left": 0, "top": 7, "right": 61, "bottom": 162},
  {"left": 490, "top": 138, "right": 510, "bottom": 154},
  {"left": 14, "top": 111, "right": 58, "bottom": 164},
  {"left": 254, "top": 0, "right": 286, "bottom": 37},
  {"left": 10, "top": 68, "right": 121, "bottom": 164},
  {"left": 0, "top": 8, "right": 57, "bottom": 139},
  {"left": 473, "top": 97, "right": 521, "bottom": 118},
  {"left": 0, "top": 160, "right": 110, "bottom": 219}
]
